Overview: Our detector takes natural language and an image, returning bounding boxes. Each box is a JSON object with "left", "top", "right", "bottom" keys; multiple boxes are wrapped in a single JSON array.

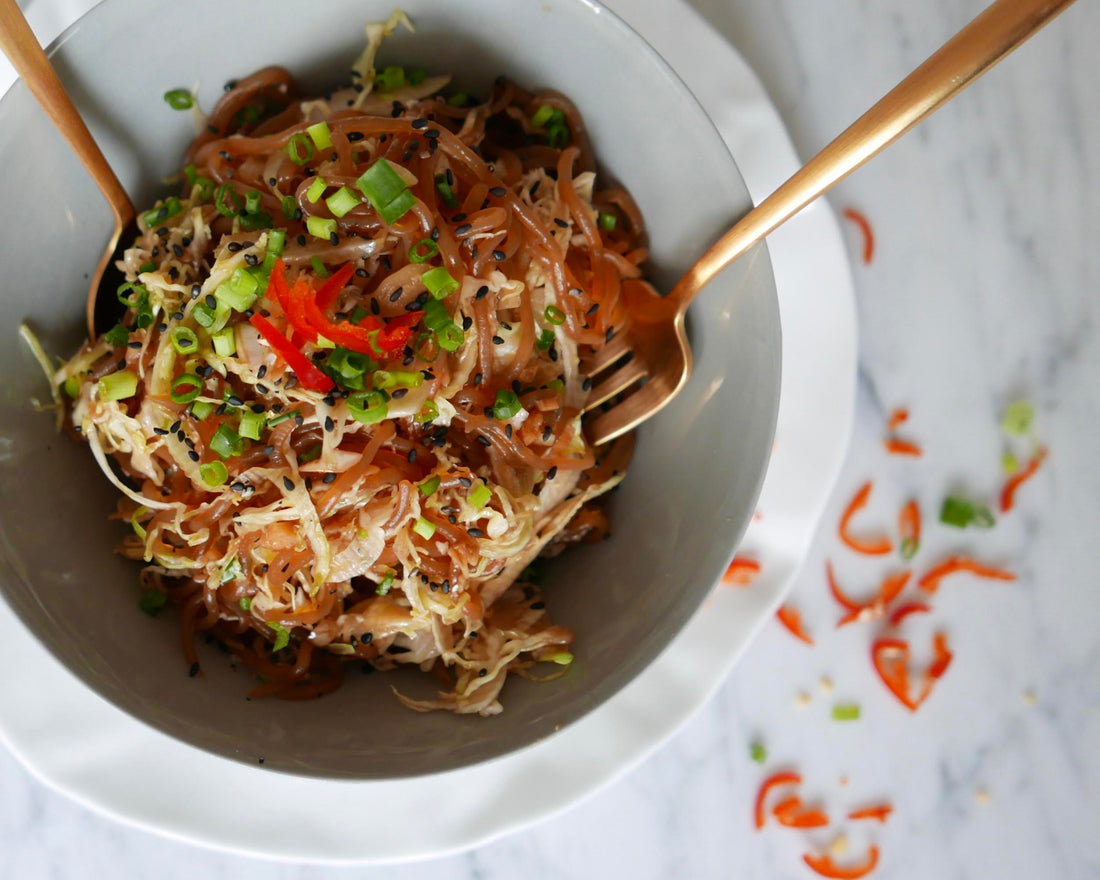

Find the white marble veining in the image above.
[{"left": 2, "top": 0, "right": 1099, "bottom": 877}]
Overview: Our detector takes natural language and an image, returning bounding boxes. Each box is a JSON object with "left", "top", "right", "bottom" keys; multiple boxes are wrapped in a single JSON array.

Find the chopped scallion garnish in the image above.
[
  {"left": 214, "top": 184, "right": 243, "bottom": 218},
  {"left": 239, "top": 408, "right": 265, "bottom": 441},
  {"left": 268, "top": 621, "right": 290, "bottom": 651},
  {"left": 416, "top": 399, "right": 440, "bottom": 424},
  {"left": 209, "top": 423, "right": 244, "bottom": 459},
  {"left": 287, "top": 132, "right": 314, "bottom": 166},
  {"left": 422, "top": 266, "right": 458, "bottom": 299},
  {"left": 309, "top": 255, "right": 329, "bottom": 278},
  {"left": 170, "top": 326, "right": 199, "bottom": 354},
  {"left": 306, "top": 177, "right": 328, "bottom": 204},
  {"left": 434, "top": 173, "right": 458, "bottom": 208},
  {"left": 306, "top": 121, "right": 333, "bottom": 150},
  {"left": 239, "top": 596, "right": 252, "bottom": 612},
  {"left": 750, "top": 742, "right": 767, "bottom": 764},
  {"left": 408, "top": 238, "right": 439, "bottom": 264},
  {"left": 199, "top": 460, "right": 229, "bottom": 487},
  {"left": 376, "top": 570, "right": 395, "bottom": 595},
  {"left": 375, "top": 65, "right": 405, "bottom": 92},
  {"left": 1002, "top": 400, "right": 1035, "bottom": 436},
  {"left": 170, "top": 373, "right": 203, "bottom": 404},
  {"left": 543, "top": 304, "right": 566, "bottom": 325},
  {"left": 139, "top": 589, "right": 167, "bottom": 616},
  {"left": 492, "top": 389, "right": 522, "bottom": 420},
  {"left": 412, "top": 516, "right": 436, "bottom": 540},
  {"left": 347, "top": 390, "right": 389, "bottom": 425},
  {"left": 163, "top": 89, "right": 193, "bottom": 110},
  {"left": 98, "top": 370, "right": 138, "bottom": 401},
  {"left": 326, "top": 186, "right": 361, "bottom": 218},
  {"left": 280, "top": 195, "right": 298, "bottom": 219},
  {"left": 536, "top": 328, "right": 554, "bottom": 351},
  {"left": 418, "top": 475, "right": 441, "bottom": 496},
  {"left": 306, "top": 215, "right": 337, "bottom": 241},
  {"left": 940, "top": 496, "right": 996, "bottom": 529},
  {"left": 832, "top": 704, "right": 861, "bottom": 721},
  {"left": 211, "top": 327, "right": 237, "bottom": 358},
  {"left": 468, "top": 481, "right": 492, "bottom": 510},
  {"left": 598, "top": 211, "right": 617, "bottom": 231},
  {"left": 105, "top": 324, "right": 129, "bottom": 348}
]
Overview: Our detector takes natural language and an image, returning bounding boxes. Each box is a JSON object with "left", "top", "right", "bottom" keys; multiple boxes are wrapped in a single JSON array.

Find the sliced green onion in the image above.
[
  {"left": 244, "top": 190, "right": 263, "bottom": 214},
  {"left": 940, "top": 496, "right": 996, "bottom": 529},
  {"left": 131, "top": 506, "right": 149, "bottom": 540},
  {"left": 372, "top": 369, "right": 424, "bottom": 390},
  {"left": 423, "top": 298, "right": 452, "bottom": 333},
  {"left": 468, "top": 481, "right": 492, "bottom": 510},
  {"left": 306, "top": 177, "right": 327, "bottom": 203},
  {"left": 1002, "top": 450, "right": 1020, "bottom": 475},
  {"left": 409, "top": 69, "right": 426, "bottom": 86},
  {"left": 267, "top": 228, "right": 286, "bottom": 256},
  {"left": 416, "top": 399, "right": 440, "bottom": 424},
  {"left": 169, "top": 373, "right": 202, "bottom": 404},
  {"left": 378, "top": 189, "right": 417, "bottom": 225},
  {"left": 306, "top": 121, "right": 333, "bottom": 150},
  {"left": 598, "top": 211, "right": 617, "bottom": 231},
  {"left": 308, "top": 255, "right": 329, "bottom": 278},
  {"left": 422, "top": 266, "right": 458, "bottom": 299},
  {"left": 281, "top": 195, "right": 298, "bottom": 219},
  {"left": 116, "top": 281, "right": 145, "bottom": 307},
  {"left": 546, "top": 123, "right": 569, "bottom": 148},
  {"left": 268, "top": 621, "right": 290, "bottom": 651},
  {"left": 192, "top": 301, "right": 216, "bottom": 328},
  {"left": 531, "top": 104, "right": 556, "bottom": 127},
  {"left": 544, "top": 651, "right": 574, "bottom": 666},
  {"left": 199, "top": 460, "right": 229, "bottom": 487},
  {"left": 1002, "top": 400, "right": 1035, "bottom": 436},
  {"left": 434, "top": 173, "right": 458, "bottom": 208},
  {"left": 408, "top": 238, "right": 439, "bottom": 263},
  {"left": 326, "top": 186, "right": 361, "bottom": 218},
  {"left": 447, "top": 92, "right": 469, "bottom": 107},
  {"left": 211, "top": 327, "right": 237, "bottom": 358},
  {"left": 235, "top": 104, "right": 262, "bottom": 125},
  {"left": 266, "top": 408, "right": 300, "bottom": 428},
  {"left": 326, "top": 347, "right": 372, "bottom": 381},
  {"left": 375, "top": 65, "right": 405, "bottom": 92},
  {"left": 163, "top": 88, "right": 193, "bottom": 110},
  {"left": 239, "top": 596, "right": 252, "bottom": 612},
  {"left": 536, "top": 328, "right": 554, "bottom": 351},
  {"left": 412, "top": 516, "right": 436, "bottom": 540},
  {"left": 287, "top": 132, "right": 314, "bottom": 166},
  {"left": 138, "top": 261, "right": 157, "bottom": 274},
  {"left": 307, "top": 215, "right": 337, "bottom": 241},
  {"left": 190, "top": 400, "right": 216, "bottom": 420},
  {"left": 750, "top": 742, "right": 767, "bottom": 764},
  {"left": 104, "top": 324, "right": 129, "bottom": 348},
  {"left": 215, "top": 184, "right": 243, "bottom": 217},
  {"left": 239, "top": 409, "right": 265, "bottom": 441},
  {"left": 547, "top": 378, "right": 565, "bottom": 392},
  {"left": 183, "top": 163, "right": 198, "bottom": 185},
  {"left": 493, "top": 389, "right": 522, "bottom": 420},
  {"left": 418, "top": 475, "right": 441, "bottom": 496},
  {"left": 139, "top": 589, "right": 167, "bottom": 616},
  {"left": 63, "top": 375, "right": 81, "bottom": 398},
  {"left": 832, "top": 704, "right": 861, "bottom": 722},
  {"left": 209, "top": 423, "right": 244, "bottom": 459},
  {"left": 437, "top": 323, "right": 464, "bottom": 352},
  {"left": 347, "top": 390, "right": 389, "bottom": 425},
  {"left": 142, "top": 197, "right": 182, "bottom": 227},
  {"left": 349, "top": 306, "right": 368, "bottom": 324},
  {"left": 376, "top": 570, "right": 395, "bottom": 595},
  {"left": 299, "top": 443, "right": 322, "bottom": 463},
  {"left": 215, "top": 266, "right": 260, "bottom": 311},
  {"left": 240, "top": 211, "right": 273, "bottom": 231},
  {"left": 357, "top": 158, "right": 407, "bottom": 207},
  {"left": 99, "top": 370, "right": 138, "bottom": 401},
  {"left": 543, "top": 304, "right": 566, "bottom": 325},
  {"left": 170, "top": 326, "right": 199, "bottom": 354}
]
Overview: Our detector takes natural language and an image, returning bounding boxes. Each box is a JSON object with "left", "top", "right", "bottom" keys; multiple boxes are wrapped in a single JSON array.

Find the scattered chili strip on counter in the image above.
[
  {"left": 724, "top": 556, "right": 761, "bottom": 586},
  {"left": 918, "top": 557, "right": 1016, "bottom": 594},
  {"left": 773, "top": 795, "right": 830, "bottom": 828},
  {"left": 887, "top": 408, "right": 908, "bottom": 432},
  {"left": 777, "top": 605, "right": 814, "bottom": 645},
  {"left": 755, "top": 771, "right": 801, "bottom": 829},
  {"left": 872, "top": 631, "right": 953, "bottom": 711},
  {"left": 884, "top": 437, "right": 922, "bottom": 457},
  {"left": 1000, "top": 447, "right": 1048, "bottom": 512},
  {"left": 839, "top": 481, "right": 893, "bottom": 556},
  {"left": 898, "top": 499, "right": 921, "bottom": 560},
  {"left": 842, "top": 208, "right": 875, "bottom": 265},
  {"left": 848, "top": 804, "right": 893, "bottom": 823},
  {"left": 804, "top": 845, "right": 880, "bottom": 879},
  {"left": 835, "top": 570, "right": 911, "bottom": 627},
  {"left": 888, "top": 601, "right": 931, "bottom": 628}
]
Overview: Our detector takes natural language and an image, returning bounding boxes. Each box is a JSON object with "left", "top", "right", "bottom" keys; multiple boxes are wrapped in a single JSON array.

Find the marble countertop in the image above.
[{"left": 3, "top": 0, "right": 1098, "bottom": 877}]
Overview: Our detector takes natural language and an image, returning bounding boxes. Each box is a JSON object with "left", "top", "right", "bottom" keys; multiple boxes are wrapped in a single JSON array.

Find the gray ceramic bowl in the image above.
[{"left": 0, "top": 0, "right": 780, "bottom": 778}]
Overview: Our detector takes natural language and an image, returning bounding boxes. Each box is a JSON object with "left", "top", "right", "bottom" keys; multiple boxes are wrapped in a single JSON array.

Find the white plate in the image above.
[{"left": 0, "top": 0, "right": 856, "bottom": 862}]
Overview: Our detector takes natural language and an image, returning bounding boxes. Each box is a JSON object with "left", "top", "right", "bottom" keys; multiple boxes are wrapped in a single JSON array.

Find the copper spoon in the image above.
[
  {"left": 583, "top": 0, "right": 1076, "bottom": 445},
  {"left": 0, "top": 0, "right": 135, "bottom": 338}
]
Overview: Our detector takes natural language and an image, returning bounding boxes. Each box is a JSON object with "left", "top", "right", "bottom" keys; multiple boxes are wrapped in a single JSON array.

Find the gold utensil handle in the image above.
[
  {"left": 675, "top": 0, "right": 1076, "bottom": 300},
  {"left": 0, "top": 0, "right": 133, "bottom": 224}
]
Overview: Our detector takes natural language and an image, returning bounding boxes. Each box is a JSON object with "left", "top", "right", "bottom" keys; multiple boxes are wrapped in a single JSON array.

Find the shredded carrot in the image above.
[
  {"left": 898, "top": 500, "right": 920, "bottom": 560},
  {"left": 773, "top": 795, "right": 830, "bottom": 828},
  {"left": 777, "top": 605, "right": 814, "bottom": 645},
  {"left": 755, "top": 771, "right": 801, "bottom": 829},
  {"left": 918, "top": 556, "right": 1016, "bottom": 594},
  {"left": 804, "top": 846, "right": 880, "bottom": 879},
  {"left": 848, "top": 804, "right": 893, "bottom": 823},
  {"left": 839, "top": 482, "right": 893, "bottom": 556},
  {"left": 888, "top": 601, "right": 931, "bottom": 628},
  {"left": 1000, "top": 447, "right": 1047, "bottom": 512},
  {"left": 884, "top": 437, "right": 922, "bottom": 457},
  {"left": 842, "top": 208, "right": 874, "bottom": 265},
  {"left": 723, "top": 556, "right": 761, "bottom": 586},
  {"left": 886, "top": 408, "right": 909, "bottom": 432}
]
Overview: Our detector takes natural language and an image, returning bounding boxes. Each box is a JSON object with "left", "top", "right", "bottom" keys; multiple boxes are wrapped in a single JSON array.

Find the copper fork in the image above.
[{"left": 584, "top": 0, "right": 1075, "bottom": 445}]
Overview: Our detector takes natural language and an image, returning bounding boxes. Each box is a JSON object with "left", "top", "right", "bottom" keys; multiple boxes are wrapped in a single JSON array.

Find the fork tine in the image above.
[
  {"left": 580, "top": 334, "right": 633, "bottom": 378},
  {"left": 583, "top": 357, "right": 647, "bottom": 411}
]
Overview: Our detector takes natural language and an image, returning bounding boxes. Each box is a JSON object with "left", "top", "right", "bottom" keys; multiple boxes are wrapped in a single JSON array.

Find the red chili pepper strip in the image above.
[
  {"left": 280, "top": 277, "right": 321, "bottom": 344},
  {"left": 723, "top": 556, "right": 761, "bottom": 586},
  {"left": 833, "top": 569, "right": 911, "bottom": 628},
  {"left": 848, "top": 804, "right": 893, "bottom": 823},
  {"left": 826, "top": 561, "right": 860, "bottom": 612},
  {"left": 871, "top": 639, "right": 919, "bottom": 712},
  {"left": 839, "top": 482, "right": 893, "bottom": 556},
  {"left": 898, "top": 500, "right": 920, "bottom": 559},
  {"left": 1000, "top": 447, "right": 1048, "bottom": 512},
  {"left": 888, "top": 601, "right": 931, "bottom": 628},
  {"left": 377, "top": 310, "right": 422, "bottom": 353},
  {"left": 776, "top": 605, "right": 814, "bottom": 645},
  {"left": 842, "top": 208, "right": 875, "bottom": 266},
  {"left": 773, "top": 795, "right": 829, "bottom": 828},
  {"left": 886, "top": 408, "right": 908, "bottom": 432},
  {"left": 918, "top": 557, "right": 1016, "bottom": 595},
  {"left": 266, "top": 258, "right": 290, "bottom": 311},
  {"left": 804, "top": 846, "right": 880, "bottom": 879},
  {"left": 884, "top": 438, "right": 922, "bottom": 457},
  {"left": 755, "top": 771, "right": 801, "bottom": 830},
  {"left": 313, "top": 262, "right": 357, "bottom": 310},
  {"left": 248, "top": 313, "right": 334, "bottom": 393}
]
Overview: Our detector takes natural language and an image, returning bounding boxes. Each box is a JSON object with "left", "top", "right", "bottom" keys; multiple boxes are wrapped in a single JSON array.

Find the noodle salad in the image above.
[{"left": 48, "top": 13, "right": 654, "bottom": 714}]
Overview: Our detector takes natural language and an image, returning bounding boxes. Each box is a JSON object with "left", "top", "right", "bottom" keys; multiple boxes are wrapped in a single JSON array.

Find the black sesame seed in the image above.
[
  {"left": 478, "top": 668, "right": 487, "bottom": 677},
  {"left": 582, "top": 377, "right": 592, "bottom": 391},
  {"left": 392, "top": 388, "right": 408, "bottom": 399},
  {"left": 176, "top": 430, "right": 186, "bottom": 442},
  {"left": 477, "top": 435, "right": 491, "bottom": 446},
  {"left": 456, "top": 224, "right": 472, "bottom": 236},
  {"left": 467, "top": 527, "right": 484, "bottom": 537},
  {"left": 547, "top": 466, "right": 558, "bottom": 480},
  {"left": 322, "top": 472, "right": 337, "bottom": 484},
  {"left": 250, "top": 403, "right": 265, "bottom": 414},
  {"left": 184, "top": 438, "right": 196, "bottom": 450},
  {"left": 244, "top": 254, "right": 259, "bottom": 266},
  {"left": 492, "top": 249, "right": 506, "bottom": 261},
  {"left": 347, "top": 131, "right": 365, "bottom": 142},
  {"left": 283, "top": 477, "right": 295, "bottom": 491},
  {"left": 256, "top": 384, "right": 269, "bottom": 394},
  {"left": 475, "top": 285, "right": 489, "bottom": 300},
  {"left": 227, "top": 241, "right": 243, "bottom": 253},
  {"left": 462, "top": 315, "right": 472, "bottom": 330},
  {"left": 227, "top": 395, "right": 244, "bottom": 407},
  {"left": 412, "top": 118, "right": 428, "bottom": 129},
  {"left": 554, "top": 217, "right": 569, "bottom": 228},
  {"left": 407, "top": 449, "right": 417, "bottom": 463},
  {"left": 531, "top": 601, "right": 546, "bottom": 610},
  {"left": 323, "top": 394, "right": 336, "bottom": 407},
  {"left": 204, "top": 294, "right": 217, "bottom": 309},
  {"left": 606, "top": 326, "right": 615, "bottom": 342},
  {"left": 402, "top": 355, "right": 414, "bottom": 366},
  {"left": 492, "top": 335, "right": 504, "bottom": 345},
  {"left": 388, "top": 287, "right": 404, "bottom": 302},
  {"left": 489, "top": 186, "right": 506, "bottom": 197},
  {"left": 189, "top": 662, "right": 200, "bottom": 677},
  {"left": 187, "top": 450, "right": 200, "bottom": 462},
  {"left": 257, "top": 366, "right": 268, "bottom": 381},
  {"left": 324, "top": 416, "right": 334, "bottom": 432},
  {"left": 170, "top": 420, "right": 182, "bottom": 433},
  {"left": 549, "top": 347, "right": 558, "bottom": 361},
  {"left": 473, "top": 372, "right": 483, "bottom": 386},
  {"left": 172, "top": 244, "right": 184, "bottom": 258},
  {"left": 459, "top": 476, "right": 472, "bottom": 488},
  {"left": 171, "top": 310, "right": 185, "bottom": 321},
  {"left": 425, "top": 128, "right": 441, "bottom": 140},
  {"left": 153, "top": 427, "right": 169, "bottom": 436},
  {"left": 297, "top": 234, "right": 307, "bottom": 246},
  {"left": 294, "top": 413, "right": 304, "bottom": 425},
  {"left": 126, "top": 340, "right": 142, "bottom": 350},
  {"left": 191, "top": 284, "right": 202, "bottom": 299}
]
